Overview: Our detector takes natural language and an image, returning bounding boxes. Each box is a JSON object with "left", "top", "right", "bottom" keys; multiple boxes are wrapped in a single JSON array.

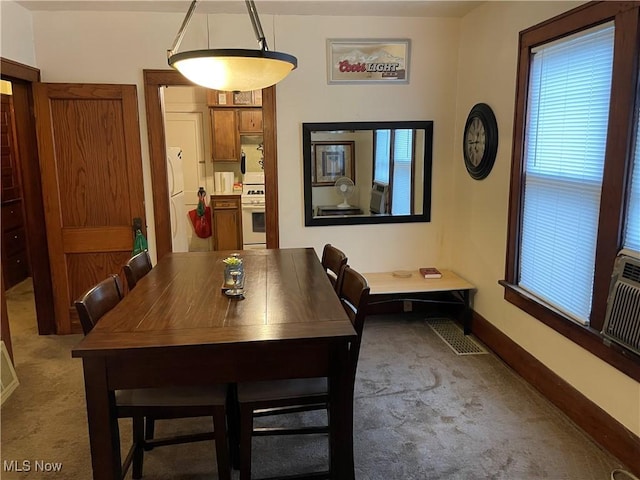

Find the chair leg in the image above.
[
  {"left": 239, "top": 403, "right": 254, "bottom": 480},
  {"left": 132, "top": 416, "right": 145, "bottom": 479},
  {"left": 226, "top": 383, "right": 240, "bottom": 470},
  {"left": 144, "top": 416, "right": 155, "bottom": 451},
  {"left": 213, "top": 407, "right": 231, "bottom": 480}
]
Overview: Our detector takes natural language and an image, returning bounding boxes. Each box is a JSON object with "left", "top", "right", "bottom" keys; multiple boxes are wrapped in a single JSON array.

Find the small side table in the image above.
[{"left": 316, "top": 205, "right": 364, "bottom": 216}]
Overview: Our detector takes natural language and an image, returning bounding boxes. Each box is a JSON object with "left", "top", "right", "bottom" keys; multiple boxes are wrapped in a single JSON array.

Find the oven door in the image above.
[{"left": 241, "top": 204, "right": 267, "bottom": 247}]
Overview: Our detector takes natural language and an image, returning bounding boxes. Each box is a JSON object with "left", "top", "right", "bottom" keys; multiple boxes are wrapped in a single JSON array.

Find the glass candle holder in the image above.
[{"left": 223, "top": 255, "right": 244, "bottom": 297}]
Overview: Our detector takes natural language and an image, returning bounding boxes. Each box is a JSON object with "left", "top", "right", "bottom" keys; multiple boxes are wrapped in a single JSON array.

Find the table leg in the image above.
[
  {"left": 328, "top": 343, "right": 355, "bottom": 480},
  {"left": 462, "top": 290, "right": 471, "bottom": 335},
  {"left": 226, "top": 383, "right": 240, "bottom": 470},
  {"left": 82, "top": 358, "right": 122, "bottom": 480}
]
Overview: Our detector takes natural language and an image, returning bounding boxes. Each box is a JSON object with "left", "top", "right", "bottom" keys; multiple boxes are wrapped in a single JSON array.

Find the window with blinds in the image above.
[
  {"left": 623, "top": 97, "right": 640, "bottom": 252},
  {"left": 391, "top": 129, "right": 413, "bottom": 215},
  {"left": 373, "top": 129, "right": 415, "bottom": 215},
  {"left": 518, "top": 23, "right": 615, "bottom": 325},
  {"left": 374, "top": 130, "right": 391, "bottom": 185}
]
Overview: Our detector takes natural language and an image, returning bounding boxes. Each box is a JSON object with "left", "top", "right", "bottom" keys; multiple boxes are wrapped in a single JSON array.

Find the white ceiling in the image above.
[{"left": 15, "top": 1, "right": 482, "bottom": 18}]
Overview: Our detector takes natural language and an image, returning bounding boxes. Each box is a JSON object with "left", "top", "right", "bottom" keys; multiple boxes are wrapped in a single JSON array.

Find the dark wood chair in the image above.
[
  {"left": 321, "top": 244, "right": 348, "bottom": 292},
  {"left": 74, "top": 275, "right": 231, "bottom": 480},
  {"left": 74, "top": 274, "right": 124, "bottom": 335},
  {"left": 123, "top": 250, "right": 153, "bottom": 290},
  {"left": 236, "top": 265, "right": 370, "bottom": 480}
]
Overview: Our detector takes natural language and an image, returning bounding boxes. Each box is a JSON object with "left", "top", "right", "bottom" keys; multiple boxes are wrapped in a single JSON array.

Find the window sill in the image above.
[{"left": 499, "top": 280, "right": 640, "bottom": 382}]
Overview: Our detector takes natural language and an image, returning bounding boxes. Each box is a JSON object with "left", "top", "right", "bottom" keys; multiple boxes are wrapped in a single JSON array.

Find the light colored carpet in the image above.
[{"left": 1, "top": 279, "right": 627, "bottom": 479}]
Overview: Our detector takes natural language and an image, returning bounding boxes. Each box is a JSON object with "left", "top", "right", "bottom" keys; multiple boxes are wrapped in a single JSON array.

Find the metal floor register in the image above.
[{"left": 427, "top": 318, "right": 488, "bottom": 355}]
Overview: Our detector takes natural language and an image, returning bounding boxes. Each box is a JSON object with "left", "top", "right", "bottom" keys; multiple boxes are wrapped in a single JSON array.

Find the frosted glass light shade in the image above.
[{"left": 169, "top": 48, "right": 297, "bottom": 92}]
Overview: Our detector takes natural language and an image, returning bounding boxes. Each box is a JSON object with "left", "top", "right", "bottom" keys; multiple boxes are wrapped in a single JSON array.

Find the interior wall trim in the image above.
[
  {"left": 471, "top": 311, "right": 640, "bottom": 476},
  {"left": 0, "top": 57, "right": 55, "bottom": 335}
]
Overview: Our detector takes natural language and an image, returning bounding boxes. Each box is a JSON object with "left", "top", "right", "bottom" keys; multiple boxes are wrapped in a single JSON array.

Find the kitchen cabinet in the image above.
[
  {"left": 211, "top": 109, "right": 239, "bottom": 162},
  {"left": 238, "top": 109, "right": 262, "bottom": 133},
  {"left": 211, "top": 195, "right": 243, "bottom": 251},
  {"left": 210, "top": 108, "right": 263, "bottom": 162}
]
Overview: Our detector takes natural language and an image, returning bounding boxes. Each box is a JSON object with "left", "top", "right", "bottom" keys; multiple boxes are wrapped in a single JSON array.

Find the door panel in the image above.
[{"left": 34, "top": 83, "right": 145, "bottom": 334}]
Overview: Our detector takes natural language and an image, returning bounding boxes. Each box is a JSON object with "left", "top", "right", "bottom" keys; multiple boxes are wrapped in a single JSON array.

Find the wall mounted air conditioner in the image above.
[{"left": 601, "top": 250, "right": 640, "bottom": 355}]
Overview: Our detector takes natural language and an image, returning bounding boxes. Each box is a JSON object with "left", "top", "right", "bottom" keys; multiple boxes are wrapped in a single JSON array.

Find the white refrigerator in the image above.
[{"left": 167, "top": 146, "right": 189, "bottom": 252}]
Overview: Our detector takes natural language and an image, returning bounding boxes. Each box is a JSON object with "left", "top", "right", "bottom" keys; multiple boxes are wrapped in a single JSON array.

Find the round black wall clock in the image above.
[{"left": 463, "top": 103, "right": 498, "bottom": 180}]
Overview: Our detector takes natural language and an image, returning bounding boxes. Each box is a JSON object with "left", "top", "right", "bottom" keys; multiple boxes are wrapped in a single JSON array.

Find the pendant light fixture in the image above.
[{"left": 168, "top": 0, "right": 297, "bottom": 92}]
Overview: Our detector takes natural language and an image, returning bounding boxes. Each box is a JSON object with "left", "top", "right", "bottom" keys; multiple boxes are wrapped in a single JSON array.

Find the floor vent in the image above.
[
  {"left": 426, "top": 318, "right": 488, "bottom": 356},
  {"left": 1, "top": 341, "right": 19, "bottom": 405}
]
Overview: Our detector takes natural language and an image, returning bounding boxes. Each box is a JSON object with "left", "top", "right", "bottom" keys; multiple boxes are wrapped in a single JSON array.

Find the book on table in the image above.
[{"left": 419, "top": 267, "right": 442, "bottom": 279}]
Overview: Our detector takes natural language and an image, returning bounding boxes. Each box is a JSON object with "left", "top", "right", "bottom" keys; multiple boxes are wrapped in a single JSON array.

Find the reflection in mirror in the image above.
[{"left": 303, "top": 121, "right": 433, "bottom": 226}]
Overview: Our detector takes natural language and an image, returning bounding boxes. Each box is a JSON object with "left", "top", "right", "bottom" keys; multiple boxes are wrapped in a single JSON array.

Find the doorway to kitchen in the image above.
[
  {"left": 144, "top": 69, "right": 280, "bottom": 262},
  {"left": 163, "top": 85, "right": 213, "bottom": 252}
]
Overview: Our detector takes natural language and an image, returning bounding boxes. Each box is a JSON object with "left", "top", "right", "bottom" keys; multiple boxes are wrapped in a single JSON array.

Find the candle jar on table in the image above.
[{"left": 223, "top": 255, "right": 244, "bottom": 296}]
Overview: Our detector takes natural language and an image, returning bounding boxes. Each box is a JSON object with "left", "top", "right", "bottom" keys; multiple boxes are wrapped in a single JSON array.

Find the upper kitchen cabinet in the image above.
[
  {"left": 238, "top": 109, "right": 262, "bottom": 133},
  {"left": 207, "top": 89, "right": 262, "bottom": 107},
  {"left": 210, "top": 108, "right": 239, "bottom": 162},
  {"left": 210, "top": 108, "right": 263, "bottom": 162},
  {"left": 208, "top": 88, "right": 263, "bottom": 163}
]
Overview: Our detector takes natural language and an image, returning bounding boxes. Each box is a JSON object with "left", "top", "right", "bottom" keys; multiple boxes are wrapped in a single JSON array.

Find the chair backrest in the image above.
[
  {"left": 74, "top": 275, "right": 123, "bottom": 335},
  {"left": 321, "top": 244, "right": 348, "bottom": 292},
  {"left": 338, "top": 266, "right": 370, "bottom": 373},
  {"left": 123, "top": 250, "right": 152, "bottom": 290}
]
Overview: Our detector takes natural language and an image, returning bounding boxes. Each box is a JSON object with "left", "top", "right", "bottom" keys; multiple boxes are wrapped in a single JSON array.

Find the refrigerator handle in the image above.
[{"left": 167, "top": 156, "right": 175, "bottom": 195}]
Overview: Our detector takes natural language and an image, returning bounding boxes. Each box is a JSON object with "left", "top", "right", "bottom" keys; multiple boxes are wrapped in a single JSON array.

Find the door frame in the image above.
[
  {"left": 143, "top": 70, "right": 280, "bottom": 261},
  {"left": 1, "top": 57, "right": 56, "bottom": 335}
]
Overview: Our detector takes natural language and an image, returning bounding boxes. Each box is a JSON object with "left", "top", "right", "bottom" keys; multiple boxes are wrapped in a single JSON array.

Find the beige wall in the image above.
[
  {"left": 273, "top": 14, "right": 459, "bottom": 272},
  {"left": 452, "top": 1, "right": 640, "bottom": 435},
  {"left": 0, "top": 0, "right": 36, "bottom": 67},
  {"left": 1, "top": 0, "right": 638, "bottom": 436}
]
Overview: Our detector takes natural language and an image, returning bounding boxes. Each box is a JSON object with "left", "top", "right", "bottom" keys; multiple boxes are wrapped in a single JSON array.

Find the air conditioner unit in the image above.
[
  {"left": 370, "top": 181, "right": 388, "bottom": 214},
  {"left": 601, "top": 251, "right": 640, "bottom": 355}
]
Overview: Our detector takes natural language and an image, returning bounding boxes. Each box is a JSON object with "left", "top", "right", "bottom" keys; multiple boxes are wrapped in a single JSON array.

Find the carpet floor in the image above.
[{"left": 0, "top": 279, "right": 627, "bottom": 479}]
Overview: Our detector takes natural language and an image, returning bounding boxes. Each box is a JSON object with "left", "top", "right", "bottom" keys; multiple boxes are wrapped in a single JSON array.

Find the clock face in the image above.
[
  {"left": 463, "top": 103, "right": 498, "bottom": 180},
  {"left": 464, "top": 117, "right": 486, "bottom": 167}
]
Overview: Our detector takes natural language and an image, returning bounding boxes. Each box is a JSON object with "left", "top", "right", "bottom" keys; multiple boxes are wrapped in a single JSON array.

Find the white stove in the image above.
[
  {"left": 241, "top": 184, "right": 265, "bottom": 206},
  {"left": 241, "top": 172, "right": 266, "bottom": 249}
]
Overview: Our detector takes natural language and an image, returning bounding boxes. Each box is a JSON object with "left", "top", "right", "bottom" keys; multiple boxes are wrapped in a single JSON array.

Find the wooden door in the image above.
[{"left": 33, "top": 83, "right": 145, "bottom": 334}]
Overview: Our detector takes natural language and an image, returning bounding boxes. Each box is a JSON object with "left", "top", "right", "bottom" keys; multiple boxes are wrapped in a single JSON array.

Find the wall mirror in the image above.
[{"left": 303, "top": 121, "right": 433, "bottom": 226}]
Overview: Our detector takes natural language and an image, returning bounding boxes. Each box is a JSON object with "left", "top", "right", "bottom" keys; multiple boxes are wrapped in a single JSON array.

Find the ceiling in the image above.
[{"left": 15, "top": 1, "right": 482, "bottom": 18}]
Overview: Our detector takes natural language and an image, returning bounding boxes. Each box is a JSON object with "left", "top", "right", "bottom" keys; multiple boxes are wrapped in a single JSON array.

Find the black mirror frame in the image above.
[{"left": 303, "top": 121, "right": 433, "bottom": 226}]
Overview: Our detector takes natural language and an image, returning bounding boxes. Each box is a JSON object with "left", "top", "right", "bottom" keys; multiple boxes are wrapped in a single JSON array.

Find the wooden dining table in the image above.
[{"left": 72, "top": 248, "right": 357, "bottom": 480}]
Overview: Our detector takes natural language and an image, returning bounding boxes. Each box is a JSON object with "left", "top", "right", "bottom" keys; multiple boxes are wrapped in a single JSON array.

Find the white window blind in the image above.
[
  {"left": 374, "top": 130, "right": 390, "bottom": 184},
  {"left": 623, "top": 97, "right": 640, "bottom": 252},
  {"left": 519, "top": 24, "right": 614, "bottom": 324},
  {"left": 391, "top": 129, "right": 413, "bottom": 215}
]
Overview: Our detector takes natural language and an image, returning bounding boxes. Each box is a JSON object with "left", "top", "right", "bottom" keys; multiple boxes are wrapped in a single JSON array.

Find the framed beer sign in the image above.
[{"left": 327, "top": 39, "right": 410, "bottom": 84}]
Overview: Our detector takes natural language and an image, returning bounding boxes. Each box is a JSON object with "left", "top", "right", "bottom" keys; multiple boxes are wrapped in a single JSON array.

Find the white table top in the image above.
[{"left": 362, "top": 269, "right": 475, "bottom": 295}]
